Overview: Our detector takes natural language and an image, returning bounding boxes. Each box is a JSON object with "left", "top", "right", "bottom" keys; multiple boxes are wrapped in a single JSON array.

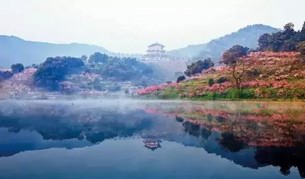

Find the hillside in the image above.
[
  {"left": 167, "top": 24, "right": 279, "bottom": 62},
  {"left": 0, "top": 53, "right": 164, "bottom": 99},
  {"left": 0, "top": 35, "right": 110, "bottom": 67},
  {"left": 137, "top": 52, "right": 305, "bottom": 100}
]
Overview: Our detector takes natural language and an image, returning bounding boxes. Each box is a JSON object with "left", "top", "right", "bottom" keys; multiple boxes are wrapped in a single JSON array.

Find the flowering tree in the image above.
[{"left": 222, "top": 45, "right": 249, "bottom": 91}]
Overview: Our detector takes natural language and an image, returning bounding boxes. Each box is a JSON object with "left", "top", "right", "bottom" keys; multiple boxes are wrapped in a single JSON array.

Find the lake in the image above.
[{"left": 0, "top": 99, "right": 304, "bottom": 179}]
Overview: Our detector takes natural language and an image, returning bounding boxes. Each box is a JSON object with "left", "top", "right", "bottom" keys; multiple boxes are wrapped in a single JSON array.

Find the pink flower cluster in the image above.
[
  {"left": 241, "top": 80, "right": 295, "bottom": 89},
  {"left": 136, "top": 83, "right": 178, "bottom": 95},
  {"left": 206, "top": 82, "right": 232, "bottom": 92},
  {"left": 241, "top": 80, "right": 271, "bottom": 88},
  {"left": 248, "top": 51, "right": 300, "bottom": 58},
  {"left": 271, "top": 80, "right": 291, "bottom": 89}
]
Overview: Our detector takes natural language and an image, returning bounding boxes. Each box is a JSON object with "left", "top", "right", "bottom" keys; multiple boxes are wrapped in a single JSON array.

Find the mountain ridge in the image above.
[
  {"left": 0, "top": 24, "right": 280, "bottom": 67},
  {"left": 167, "top": 24, "right": 280, "bottom": 62},
  {"left": 0, "top": 35, "right": 110, "bottom": 67}
]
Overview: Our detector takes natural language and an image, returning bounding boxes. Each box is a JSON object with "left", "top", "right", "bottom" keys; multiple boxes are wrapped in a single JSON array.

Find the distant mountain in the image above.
[
  {"left": 167, "top": 24, "right": 280, "bottom": 62},
  {"left": 0, "top": 35, "right": 111, "bottom": 67},
  {"left": 167, "top": 44, "right": 208, "bottom": 58}
]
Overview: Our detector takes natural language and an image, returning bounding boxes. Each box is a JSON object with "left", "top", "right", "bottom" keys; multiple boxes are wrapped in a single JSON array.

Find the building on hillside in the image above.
[
  {"left": 139, "top": 42, "right": 188, "bottom": 81},
  {"left": 143, "top": 43, "right": 167, "bottom": 61}
]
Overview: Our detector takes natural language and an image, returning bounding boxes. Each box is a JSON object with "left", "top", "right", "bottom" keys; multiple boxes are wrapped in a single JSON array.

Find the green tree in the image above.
[
  {"left": 34, "top": 57, "right": 85, "bottom": 90},
  {"left": 300, "top": 21, "right": 305, "bottom": 41},
  {"left": 176, "top": 75, "right": 186, "bottom": 83},
  {"left": 11, "top": 63, "right": 24, "bottom": 73},
  {"left": 208, "top": 78, "right": 214, "bottom": 87},
  {"left": 284, "top": 22, "right": 294, "bottom": 32},
  {"left": 88, "top": 52, "right": 109, "bottom": 64},
  {"left": 257, "top": 22, "right": 301, "bottom": 52},
  {"left": 184, "top": 58, "right": 214, "bottom": 76},
  {"left": 258, "top": 33, "right": 272, "bottom": 51}
]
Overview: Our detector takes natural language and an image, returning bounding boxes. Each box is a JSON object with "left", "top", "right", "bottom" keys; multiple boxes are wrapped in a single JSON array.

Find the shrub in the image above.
[
  {"left": 160, "top": 87, "right": 179, "bottom": 99},
  {"left": 208, "top": 78, "right": 215, "bottom": 87},
  {"left": 259, "top": 88, "right": 278, "bottom": 99},
  {"left": 0, "top": 71, "right": 14, "bottom": 80},
  {"left": 290, "top": 88, "right": 305, "bottom": 99},
  {"left": 239, "top": 88, "right": 256, "bottom": 99},
  {"left": 177, "top": 75, "right": 186, "bottom": 83},
  {"left": 185, "top": 58, "right": 214, "bottom": 76},
  {"left": 217, "top": 77, "right": 229, "bottom": 84},
  {"left": 11, "top": 63, "right": 24, "bottom": 73},
  {"left": 226, "top": 88, "right": 241, "bottom": 99}
]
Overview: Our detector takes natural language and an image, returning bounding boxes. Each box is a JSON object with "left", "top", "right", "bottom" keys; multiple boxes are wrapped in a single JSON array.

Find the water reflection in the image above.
[
  {"left": 0, "top": 100, "right": 304, "bottom": 178},
  {"left": 144, "top": 101, "right": 305, "bottom": 178}
]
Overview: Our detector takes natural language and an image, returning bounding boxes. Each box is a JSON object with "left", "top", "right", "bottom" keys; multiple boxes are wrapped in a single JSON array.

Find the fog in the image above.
[{"left": 1, "top": 0, "right": 304, "bottom": 53}]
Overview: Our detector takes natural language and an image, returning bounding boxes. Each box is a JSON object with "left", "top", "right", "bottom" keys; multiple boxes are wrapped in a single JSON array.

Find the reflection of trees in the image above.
[
  {"left": 146, "top": 102, "right": 305, "bottom": 178},
  {"left": 145, "top": 102, "right": 305, "bottom": 178},
  {"left": 219, "top": 133, "right": 246, "bottom": 152},
  {"left": 183, "top": 121, "right": 211, "bottom": 139},
  {"left": 2, "top": 102, "right": 305, "bottom": 178},
  {"left": 170, "top": 107, "right": 305, "bottom": 148},
  {"left": 175, "top": 116, "right": 184, "bottom": 123},
  {"left": 179, "top": 115, "right": 305, "bottom": 178},
  {"left": 0, "top": 107, "right": 152, "bottom": 144},
  {"left": 255, "top": 147, "right": 305, "bottom": 178}
]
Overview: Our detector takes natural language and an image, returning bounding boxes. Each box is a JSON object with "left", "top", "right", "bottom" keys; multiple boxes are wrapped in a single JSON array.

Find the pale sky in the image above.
[{"left": 0, "top": 0, "right": 304, "bottom": 53}]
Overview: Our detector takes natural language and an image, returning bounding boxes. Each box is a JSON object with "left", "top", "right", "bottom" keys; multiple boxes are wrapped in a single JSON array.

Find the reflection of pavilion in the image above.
[
  {"left": 143, "top": 139, "right": 161, "bottom": 151},
  {"left": 1, "top": 100, "right": 305, "bottom": 178}
]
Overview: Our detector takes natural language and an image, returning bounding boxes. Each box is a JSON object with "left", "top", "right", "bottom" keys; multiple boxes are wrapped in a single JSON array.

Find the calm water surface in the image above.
[{"left": 0, "top": 99, "right": 304, "bottom": 179}]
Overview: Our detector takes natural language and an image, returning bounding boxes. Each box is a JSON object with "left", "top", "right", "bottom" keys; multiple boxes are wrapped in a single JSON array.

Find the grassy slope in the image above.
[{"left": 138, "top": 52, "right": 305, "bottom": 100}]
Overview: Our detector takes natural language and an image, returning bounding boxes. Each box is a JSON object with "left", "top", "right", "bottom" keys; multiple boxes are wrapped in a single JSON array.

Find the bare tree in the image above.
[{"left": 221, "top": 45, "right": 249, "bottom": 91}]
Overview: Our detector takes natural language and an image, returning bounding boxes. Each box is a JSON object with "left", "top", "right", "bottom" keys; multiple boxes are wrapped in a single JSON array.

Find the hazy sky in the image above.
[{"left": 0, "top": 0, "right": 304, "bottom": 53}]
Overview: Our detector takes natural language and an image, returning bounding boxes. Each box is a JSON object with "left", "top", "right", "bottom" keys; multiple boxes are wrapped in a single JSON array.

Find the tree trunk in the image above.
[{"left": 231, "top": 61, "right": 245, "bottom": 97}]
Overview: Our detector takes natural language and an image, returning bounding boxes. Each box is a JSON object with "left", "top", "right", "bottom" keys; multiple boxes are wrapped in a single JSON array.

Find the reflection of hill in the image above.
[
  {"left": 144, "top": 102, "right": 305, "bottom": 147},
  {"left": 162, "top": 123, "right": 263, "bottom": 169},
  {"left": 0, "top": 112, "right": 151, "bottom": 143},
  {"left": 0, "top": 128, "right": 92, "bottom": 157},
  {"left": 255, "top": 147, "right": 305, "bottom": 177},
  {"left": 0, "top": 100, "right": 305, "bottom": 178},
  {"left": 0, "top": 103, "right": 155, "bottom": 157},
  {"left": 169, "top": 116, "right": 305, "bottom": 178},
  {"left": 142, "top": 102, "right": 305, "bottom": 178}
]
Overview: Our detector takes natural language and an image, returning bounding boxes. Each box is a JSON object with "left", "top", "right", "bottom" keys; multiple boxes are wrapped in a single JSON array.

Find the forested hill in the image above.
[
  {"left": 167, "top": 24, "right": 279, "bottom": 62},
  {"left": 0, "top": 35, "right": 110, "bottom": 67}
]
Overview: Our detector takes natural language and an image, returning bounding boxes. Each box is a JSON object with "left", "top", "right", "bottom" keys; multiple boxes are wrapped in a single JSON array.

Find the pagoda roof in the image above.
[{"left": 148, "top": 43, "right": 165, "bottom": 47}]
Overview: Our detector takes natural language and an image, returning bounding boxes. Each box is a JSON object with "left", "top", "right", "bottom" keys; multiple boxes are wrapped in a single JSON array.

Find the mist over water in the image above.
[{"left": 0, "top": 99, "right": 304, "bottom": 178}]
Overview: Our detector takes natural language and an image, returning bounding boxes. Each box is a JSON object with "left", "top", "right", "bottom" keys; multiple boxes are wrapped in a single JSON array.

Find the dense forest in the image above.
[
  {"left": 258, "top": 22, "right": 305, "bottom": 52},
  {"left": 31, "top": 53, "right": 161, "bottom": 92}
]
